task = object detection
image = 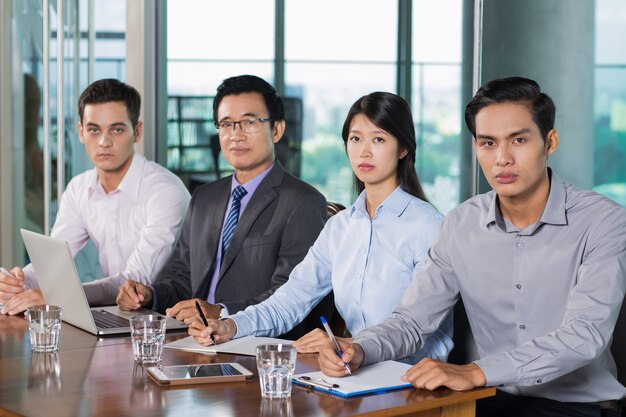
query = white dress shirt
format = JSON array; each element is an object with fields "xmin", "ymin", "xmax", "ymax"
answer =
[{"xmin": 24, "ymin": 153, "xmax": 191, "ymax": 305}]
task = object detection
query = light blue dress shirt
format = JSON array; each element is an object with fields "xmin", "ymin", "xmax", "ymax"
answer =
[{"xmin": 231, "ymin": 186, "xmax": 454, "ymax": 362}]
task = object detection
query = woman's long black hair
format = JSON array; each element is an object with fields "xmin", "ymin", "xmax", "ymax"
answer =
[{"xmin": 341, "ymin": 92, "xmax": 428, "ymax": 202}]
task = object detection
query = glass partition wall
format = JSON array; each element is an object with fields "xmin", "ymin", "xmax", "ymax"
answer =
[
  {"xmin": 0, "ymin": 0, "xmax": 125, "ymax": 271},
  {"xmin": 0, "ymin": 0, "xmax": 80, "ymax": 267}
]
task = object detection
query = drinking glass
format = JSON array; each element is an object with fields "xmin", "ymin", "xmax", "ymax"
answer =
[
  {"xmin": 256, "ymin": 344, "xmax": 297, "ymax": 398},
  {"xmin": 25, "ymin": 305, "xmax": 62, "ymax": 352},
  {"xmin": 129, "ymin": 315, "xmax": 167, "ymax": 364}
]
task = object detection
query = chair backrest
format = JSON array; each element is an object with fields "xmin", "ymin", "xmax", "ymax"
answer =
[
  {"xmin": 325, "ymin": 201, "xmax": 348, "ymax": 337},
  {"xmin": 610, "ymin": 296, "xmax": 626, "ymax": 415},
  {"xmin": 276, "ymin": 97, "xmax": 304, "ymax": 177},
  {"xmin": 447, "ymin": 299, "xmax": 479, "ymax": 365},
  {"xmin": 611, "ymin": 296, "xmax": 626, "ymax": 384}
]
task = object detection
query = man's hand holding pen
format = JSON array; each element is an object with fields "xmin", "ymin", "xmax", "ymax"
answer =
[
  {"xmin": 187, "ymin": 315, "xmax": 238, "ymax": 347},
  {"xmin": 0, "ymin": 266, "xmax": 43, "ymax": 315},
  {"xmin": 318, "ymin": 339, "xmax": 365, "ymax": 377}
]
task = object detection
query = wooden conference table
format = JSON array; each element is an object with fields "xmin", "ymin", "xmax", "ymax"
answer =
[{"xmin": 0, "ymin": 314, "xmax": 494, "ymax": 417}]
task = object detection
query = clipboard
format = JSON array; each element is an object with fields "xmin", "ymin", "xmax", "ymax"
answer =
[{"xmin": 292, "ymin": 360, "xmax": 412, "ymax": 398}]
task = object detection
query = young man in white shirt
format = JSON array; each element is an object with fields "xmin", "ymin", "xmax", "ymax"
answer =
[{"xmin": 0, "ymin": 79, "xmax": 191, "ymax": 314}]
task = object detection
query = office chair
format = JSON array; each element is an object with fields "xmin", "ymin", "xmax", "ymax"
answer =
[
  {"xmin": 326, "ymin": 201, "xmax": 348, "ymax": 337},
  {"xmin": 611, "ymin": 295, "xmax": 626, "ymax": 415}
]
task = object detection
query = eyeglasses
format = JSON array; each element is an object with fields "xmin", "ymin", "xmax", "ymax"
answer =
[{"xmin": 214, "ymin": 117, "xmax": 272, "ymax": 135}]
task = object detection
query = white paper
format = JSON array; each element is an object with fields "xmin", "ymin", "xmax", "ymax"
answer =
[
  {"xmin": 293, "ymin": 360, "xmax": 412, "ymax": 397},
  {"xmin": 164, "ymin": 335, "xmax": 294, "ymax": 356}
]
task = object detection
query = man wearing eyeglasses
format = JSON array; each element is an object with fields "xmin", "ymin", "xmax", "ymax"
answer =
[{"xmin": 116, "ymin": 75, "xmax": 328, "ymax": 338}]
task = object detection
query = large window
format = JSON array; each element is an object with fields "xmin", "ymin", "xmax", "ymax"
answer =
[
  {"xmin": 167, "ymin": 0, "xmax": 274, "ymax": 95},
  {"xmin": 166, "ymin": 1, "xmax": 465, "ymax": 211},
  {"xmin": 285, "ymin": 0, "xmax": 397, "ymax": 206},
  {"xmin": 412, "ymin": 0, "xmax": 462, "ymax": 213},
  {"xmin": 164, "ymin": 1, "xmax": 625, "ymax": 209},
  {"xmin": 593, "ymin": 0, "xmax": 626, "ymax": 205}
]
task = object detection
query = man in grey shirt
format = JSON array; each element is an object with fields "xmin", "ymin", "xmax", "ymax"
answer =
[{"xmin": 319, "ymin": 77, "xmax": 626, "ymax": 417}]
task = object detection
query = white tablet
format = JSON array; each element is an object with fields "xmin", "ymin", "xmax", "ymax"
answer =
[{"xmin": 147, "ymin": 363, "xmax": 253, "ymax": 385}]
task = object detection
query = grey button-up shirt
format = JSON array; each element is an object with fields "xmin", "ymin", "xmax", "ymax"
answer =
[{"xmin": 355, "ymin": 170, "xmax": 626, "ymax": 402}]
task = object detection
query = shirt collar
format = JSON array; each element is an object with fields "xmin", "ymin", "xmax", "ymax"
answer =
[
  {"xmin": 350, "ymin": 186, "xmax": 413, "ymax": 219},
  {"xmin": 484, "ymin": 168, "xmax": 567, "ymax": 228},
  {"xmin": 88, "ymin": 153, "xmax": 144, "ymax": 201},
  {"xmin": 231, "ymin": 163, "xmax": 274, "ymax": 194},
  {"xmin": 538, "ymin": 169, "xmax": 567, "ymax": 226}
]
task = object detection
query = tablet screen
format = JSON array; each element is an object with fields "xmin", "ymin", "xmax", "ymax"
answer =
[{"xmin": 162, "ymin": 364, "xmax": 243, "ymax": 379}]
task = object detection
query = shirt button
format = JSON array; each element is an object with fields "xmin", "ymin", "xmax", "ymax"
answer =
[
  {"xmin": 516, "ymin": 284, "xmax": 522, "ymax": 290},
  {"xmin": 519, "ymin": 324, "xmax": 526, "ymax": 330},
  {"xmin": 361, "ymin": 249, "xmax": 366, "ymax": 254},
  {"xmin": 517, "ymin": 243, "xmax": 523, "ymax": 248}
]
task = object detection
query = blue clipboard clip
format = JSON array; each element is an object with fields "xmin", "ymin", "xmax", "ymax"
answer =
[{"xmin": 295, "ymin": 375, "xmax": 340, "ymax": 391}]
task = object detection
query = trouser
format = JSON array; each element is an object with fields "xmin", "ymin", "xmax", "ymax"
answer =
[{"xmin": 476, "ymin": 389, "xmax": 620, "ymax": 417}]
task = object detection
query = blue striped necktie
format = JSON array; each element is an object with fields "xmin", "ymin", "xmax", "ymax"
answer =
[{"xmin": 221, "ymin": 185, "xmax": 248, "ymax": 255}]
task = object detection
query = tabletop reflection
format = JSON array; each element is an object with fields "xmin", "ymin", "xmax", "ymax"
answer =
[
  {"xmin": 130, "ymin": 363, "xmax": 166, "ymax": 409},
  {"xmin": 259, "ymin": 397, "xmax": 294, "ymax": 417},
  {"xmin": 28, "ymin": 352, "xmax": 62, "ymax": 395}
]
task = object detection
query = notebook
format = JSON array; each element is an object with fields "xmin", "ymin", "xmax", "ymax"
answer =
[
  {"xmin": 20, "ymin": 228, "xmax": 187, "ymax": 336},
  {"xmin": 165, "ymin": 335, "xmax": 294, "ymax": 356},
  {"xmin": 292, "ymin": 360, "xmax": 413, "ymax": 398}
]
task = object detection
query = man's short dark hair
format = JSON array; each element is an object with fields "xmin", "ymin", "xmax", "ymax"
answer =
[
  {"xmin": 78, "ymin": 79, "xmax": 141, "ymax": 129},
  {"xmin": 212, "ymin": 75, "xmax": 284, "ymax": 127},
  {"xmin": 464, "ymin": 76, "xmax": 556, "ymax": 141}
]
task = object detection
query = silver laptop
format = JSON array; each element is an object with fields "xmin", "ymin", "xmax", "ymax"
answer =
[{"xmin": 20, "ymin": 228, "xmax": 187, "ymax": 335}]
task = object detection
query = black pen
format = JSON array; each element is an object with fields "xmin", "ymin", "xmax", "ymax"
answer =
[{"xmin": 195, "ymin": 301, "xmax": 217, "ymax": 344}]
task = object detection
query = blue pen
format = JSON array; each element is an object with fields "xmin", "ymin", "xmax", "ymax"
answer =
[{"xmin": 320, "ymin": 315, "xmax": 352, "ymax": 375}]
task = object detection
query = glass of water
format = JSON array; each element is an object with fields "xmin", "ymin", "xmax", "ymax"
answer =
[
  {"xmin": 256, "ymin": 344, "xmax": 297, "ymax": 398},
  {"xmin": 25, "ymin": 305, "xmax": 63, "ymax": 352},
  {"xmin": 129, "ymin": 315, "xmax": 167, "ymax": 364}
]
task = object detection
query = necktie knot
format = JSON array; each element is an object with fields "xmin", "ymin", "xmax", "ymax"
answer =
[{"xmin": 232, "ymin": 185, "xmax": 247, "ymax": 202}]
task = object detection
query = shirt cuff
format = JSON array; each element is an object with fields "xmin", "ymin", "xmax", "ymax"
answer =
[
  {"xmin": 83, "ymin": 281, "xmax": 105, "ymax": 306},
  {"xmin": 353, "ymin": 337, "xmax": 384, "ymax": 367},
  {"xmin": 22, "ymin": 264, "xmax": 39, "ymax": 289},
  {"xmin": 230, "ymin": 313, "xmax": 253, "ymax": 338},
  {"xmin": 474, "ymin": 352, "xmax": 516, "ymax": 387},
  {"xmin": 217, "ymin": 303, "xmax": 228, "ymax": 317},
  {"xmin": 83, "ymin": 279, "xmax": 120, "ymax": 306}
]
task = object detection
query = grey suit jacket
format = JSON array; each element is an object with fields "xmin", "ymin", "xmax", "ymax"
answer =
[{"xmin": 152, "ymin": 162, "xmax": 327, "ymax": 319}]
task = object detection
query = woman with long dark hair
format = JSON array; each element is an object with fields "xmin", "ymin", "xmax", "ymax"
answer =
[{"xmin": 190, "ymin": 92, "xmax": 453, "ymax": 364}]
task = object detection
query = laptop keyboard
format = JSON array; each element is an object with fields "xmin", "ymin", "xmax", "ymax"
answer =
[{"xmin": 92, "ymin": 309, "xmax": 130, "ymax": 329}]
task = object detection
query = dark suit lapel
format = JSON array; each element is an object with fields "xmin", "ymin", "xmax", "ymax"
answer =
[
  {"xmin": 195, "ymin": 178, "xmax": 231, "ymax": 295},
  {"xmin": 218, "ymin": 164, "xmax": 284, "ymax": 277}
]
